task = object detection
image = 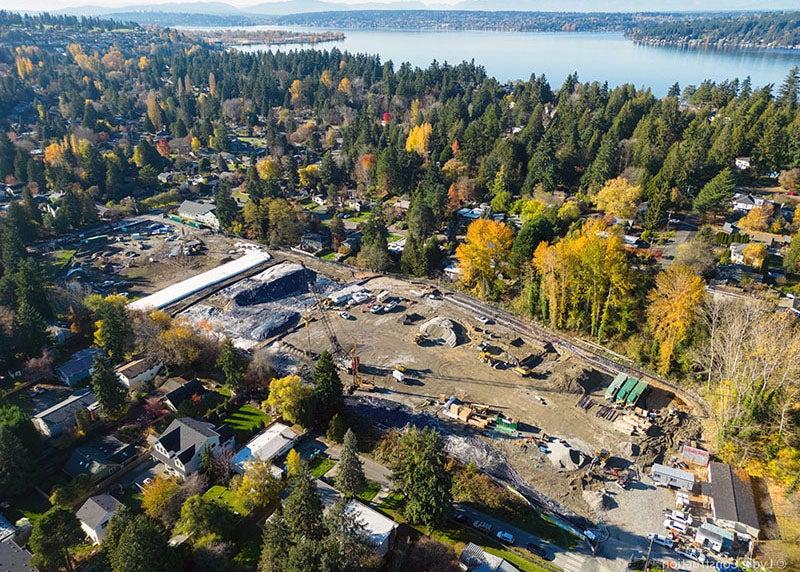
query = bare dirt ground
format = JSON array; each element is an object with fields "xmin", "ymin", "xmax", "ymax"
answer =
[{"xmin": 280, "ymin": 274, "xmax": 677, "ymax": 521}]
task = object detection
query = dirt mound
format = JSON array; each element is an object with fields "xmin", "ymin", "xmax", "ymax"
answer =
[
  {"xmin": 637, "ymin": 408, "xmax": 703, "ymax": 467},
  {"xmin": 548, "ymin": 357, "xmax": 599, "ymax": 394},
  {"xmin": 419, "ymin": 317, "xmax": 466, "ymax": 348}
]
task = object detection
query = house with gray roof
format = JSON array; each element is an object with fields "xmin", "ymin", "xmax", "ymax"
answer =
[
  {"xmin": 459, "ymin": 542, "xmax": 521, "ymax": 572},
  {"xmin": 161, "ymin": 378, "xmax": 207, "ymax": 413},
  {"xmin": 32, "ymin": 389, "xmax": 97, "ymax": 438},
  {"xmin": 152, "ymin": 417, "xmax": 234, "ymax": 478},
  {"xmin": 701, "ymin": 461, "xmax": 761, "ymax": 538},
  {"xmin": 77, "ymin": 495, "xmax": 122, "ymax": 545},
  {"xmin": 57, "ymin": 348, "xmax": 103, "ymax": 387},
  {"xmin": 177, "ymin": 200, "xmax": 219, "ymax": 230},
  {"xmin": 64, "ymin": 435, "xmax": 136, "ymax": 481},
  {"xmin": 0, "ymin": 538, "xmax": 36, "ymax": 572}
]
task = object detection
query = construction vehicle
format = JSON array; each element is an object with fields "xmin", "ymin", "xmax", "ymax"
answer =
[
  {"xmin": 305, "ymin": 269, "xmax": 344, "ymax": 359},
  {"xmin": 513, "ymin": 365, "xmax": 531, "ymax": 377},
  {"xmin": 392, "ymin": 369, "xmax": 407, "ymax": 384}
]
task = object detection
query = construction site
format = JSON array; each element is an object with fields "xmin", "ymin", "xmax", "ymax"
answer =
[{"xmin": 127, "ymin": 243, "xmax": 709, "ymax": 567}]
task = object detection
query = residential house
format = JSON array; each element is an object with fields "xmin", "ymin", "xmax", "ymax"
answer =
[
  {"xmin": 734, "ymin": 157, "xmax": 752, "ymax": 171},
  {"xmin": 116, "ymin": 358, "xmax": 162, "ymax": 392},
  {"xmin": 152, "ymin": 417, "xmax": 234, "ymax": 478},
  {"xmin": 57, "ymin": 348, "xmax": 103, "ymax": 387},
  {"xmin": 299, "ymin": 232, "xmax": 329, "ymax": 255},
  {"xmin": 232, "ymin": 422, "xmax": 298, "ymax": 475},
  {"xmin": 729, "ymin": 243, "xmax": 747, "ymax": 265},
  {"xmin": 700, "ymin": 461, "xmax": 761, "ymax": 538},
  {"xmin": 64, "ymin": 435, "xmax": 136, "ymax": 481},
  {"xmin": 314, "ymin": 480, "xmax": 397, "ymax": 558},
  {"xmin": 459, "ymin": 542, "xmax": 521, "ymax": 572},
  {"xmin": 161, "ymin": 378, "xmax": 207, "ymax": 412},
  {"xmin": 77, "ymin": 495, "xmax": 122, "ymax": 545},
  {"xmin": 732, "ymin": 193, "xmax": 766, "ymax": 213},
  {"xmin": 177, "ymin": 200, "xmax": 220, "ymax": 230},
  {"xmin": 32, "ymin": 390, "xmax": 97, "ymax": 438},
  {"xmin": 651, "ymin": 463, "xmax": 695, "ymax": 491},
  {"xmin": 0, "ymin": 538, "xmax": 35, "ymax": 572}
]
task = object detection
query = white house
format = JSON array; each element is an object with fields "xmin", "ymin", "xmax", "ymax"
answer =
[
  {"xmin": 116, "ymin": 358, "xmax": 162, "ymax": 392},
  {"xmin": 77, "ymin": 495, "xmax": 122, "ymax": 545},
  {"xmin": 152, "ymin": 417, "xmax": 234, "ymax": 478},
  {"xmin": 732, "ymin": 193, "xmax": 766, "ymax": 213},
  {"xmin": 232, "ymin": 422, "xmax": 298, "ymax": 475},
  {"xmin": 734, "ymin": 157, "xmax": 751, "ymax": 171},
  {"xmin": 177, "ymin": 200, "xmax": 220, "ymax": 230}
]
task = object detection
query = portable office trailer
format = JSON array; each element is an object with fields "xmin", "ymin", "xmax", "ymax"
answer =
[
  {"xmin": 605, "ymin": 372, "xmax": 627, "ymax": 400},
  {"xmin": 651, "ymin": 463, "xmax": 695, "ymax": 491}
]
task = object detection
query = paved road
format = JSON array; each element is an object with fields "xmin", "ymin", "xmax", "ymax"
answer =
[{"xmin": 454, "ymin": 504, "xmax": 589, "ymax": 572}]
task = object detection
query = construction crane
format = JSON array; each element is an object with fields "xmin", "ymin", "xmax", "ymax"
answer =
[{"xmin": 304, "ymin": 266, "xmax": 344, "ymax": 358}]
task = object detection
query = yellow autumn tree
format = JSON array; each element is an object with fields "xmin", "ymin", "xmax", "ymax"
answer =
[
  {"xmin": 646, "ymin": 264, "xmax": 706, "ymax": 374},
  {"xmin": 15, "ymin": 56, "xmax": 33, "ymax": 79},
  {"xmin": 594, "ymin": 177, "xmax": 641, "ymax": 219},
  {"xmin": 137, "ymin": 56, "xmax": 150, "ymax": 71},
  {"xmin": 533, "ymin": 219, "xmax": 637, "ymax": 341},
  {"xmin": 742, "ymin": 243, "xmax": 767, "ymax": 268},
  {"xmin": 405, "ymin": 123, "xmax": 432, "ymax": 157},
  {"xmin": 146, "ymin": 91, "xmax": 162, "ymax": 131},
  {"xmin": 410, "ymin": 98, "xmax": 422, "ymax": 125},
  {"xmin": 297, "ymin": 164, "xmax": 320, "ymax": 189},
  {"xmin": 256, "ymin": 156, "xmax": 280, "ymax": 181},
  {"xmin": 738, "ymin": 204, "xmax": 773, "ymax": 232},
  {"xmin": 455, "ymin": 219, "xmax": 514, "ymax": 299},
  {"xmin": 267, "ymin": 375, "xmax": 311, "ymax": 424},
  {"xmin": 290, "ymin": 79, "xmax": 303, "ymax": 104},
  {"xmin": 337, "ymin": 77, "xmax": 352, "ymax": 96},
  {"xmin": 320, "ymin": 69, "xmax": 334, "ymax": 89}
]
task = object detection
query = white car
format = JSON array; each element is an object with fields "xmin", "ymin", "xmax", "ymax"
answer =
[
  {"xmin": 496, "ymin": 531, "xmax": 515, "ymax": 544},
  {"xmin": 384, "ymin": 300, "xmax": 399, "ymax": 312},
  {"xmin": 352, "ymin": 291, "xmax": 370, "ymax": 304},
  {"xmin": 370, "ymin": 304, "xmax": 383, "ymax": 314},
  {"xmin": 670, "ymin": 510, "xmax": 694, "ymax": 526},
  {"xmin": 647, "ymin": 533, "xmax": 674, "ymax": 549},
  {"xmin": 475, "ymin": 315, "xmax": 492, "ymax": 325},
  {"xmin": 339, "ymin": 311, "xmax": 354, "ymax": 320},
  {"xmin": 663, "ymin": 518, "xmax": 688, "ymax": 534},
  {"xmin": 677, "ymin": 547, "xmax": 707, "ymax": 564}
]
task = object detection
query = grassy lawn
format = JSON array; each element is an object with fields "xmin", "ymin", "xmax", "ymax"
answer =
[
  {"xmin": 344, "ymin": 211, "xmax": 370, "ymax": 224},
  {"xmin": 309, "ymin": 455, "xmax": 336, "ymax": 478},
  {"xmin": 387, "ymin": 233, "xmax": 404, "ymax": 243},
  {"xmin": 203, "ymin": 485, "xmax": 248, "ymax": 516},
  {"xmin": 321, "ymin": 251, "xmax": 339, "ymax": 261},
  {"xmin": 377, "ymin": 493, "xmax": 555, "ymax": 572},
  {"xmin": 222, "ymin": 405, "xmax": 270, "ymax": 439},
  {"xmin": 356, "ymin": 480, "xmax": 381, "ymax": 503},
  {"xmin": 50, "ymin": 249, "xmax": 77, "ymax": 270}
]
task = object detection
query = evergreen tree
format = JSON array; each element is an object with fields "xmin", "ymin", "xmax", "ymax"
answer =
[
  {"xmin": 693, "ymin": 168, "xmax": 735, "ymax": 218},
  {"xmin": 0, "ymin": 426, "xmax": 32, "ymax": 497},
  {"xmin": 313, "ymin": 350, "xmax": 343, "ymax": 422},
  {"xmin": 392, "ymin": 427, "xmax": 452, "ymax": 527},
  {"xmin": 335, "ymin": 429, "xmax": 365, "ymax": 498},
  {"xmin": 91, "ymin": 353, "xmax": 128, "ymax": 417},
  {"xmin": 258, "ymin": 504, "xmax": 290, "ymax": 572},
  {"xmin": 14, "ymin": 300, "xmax": 50, "ymax": 359},
  {"xmin": 214, "ymin": 183, "xmax": 239, "ymax": 231},
  {"xmin": 108, "ymin": 514, "xmax": 176, "ymax": 572},
  {"xmin": 284, "ymin": 468, "xmax": 325, "ymax": 541},
  {"xmin": 29, "ymin": 506, "xmax": 84, "ymax": 572},
  {"xmin": 217, "ymin": 337, "xmax": 248, "ymax": 391}
]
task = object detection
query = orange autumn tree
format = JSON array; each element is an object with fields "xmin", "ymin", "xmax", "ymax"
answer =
[
  {"xmin": 455, "ymin": 219, "xmax": 514, "ymax": 299},
  {"xmin": 532, "ymin": 219, "xmax": 637, "ymax": 342},
  {"xmin": 646, "ymin": 264, "xmax": 706, "ymax": 374}
]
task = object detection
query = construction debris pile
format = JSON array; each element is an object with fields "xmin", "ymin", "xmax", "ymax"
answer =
[
  {"xmin": 418, "ymin": 316, "xmax": 463, "ymax": 348},
  {"xmin": 180, "ymin": 262, "xmax": 334, "ymax": 347},
  {"xmin": 546, "ymin": 356, "xmax": 598, "ymax": 394}
]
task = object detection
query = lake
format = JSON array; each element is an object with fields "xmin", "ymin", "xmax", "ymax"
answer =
[{"xmin": 232, "ymin": 27, "xmax": 800, "ymax": 96}]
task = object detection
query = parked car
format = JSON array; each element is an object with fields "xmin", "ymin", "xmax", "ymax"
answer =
[
  {"xmin": 677, "ymin": 547, "xmax": 707, "ymax": 564},
  {"xmin": 525, "ymin": 542, "xmax": 549, "ymax": 559},
  {"xmin": 663, "ymin": 518, "xmax": 688, "ymax": 534},
  {"xmin": 473, "ymin": 520, "xmax": 492, "ymax": 533},
  {"xmin": 670, "ymin": 510, "xmax": 694, "ymax": 526},
  {"xmin": 496, "ymin": 531, "xmax": 515, "ymax": 544},
  {"xmin": 475, "ymin": 315, "xmax": 493, "ymax": 325},
  {"xmin": 647, "ymin": 533, "xmax": 674, "ymax": 549},
  {"xmin": 338, "ymin": 311, "xmax": 354, "ymax": 320}
]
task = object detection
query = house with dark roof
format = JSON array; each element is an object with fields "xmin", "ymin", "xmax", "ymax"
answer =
[
  {"xmin": 64, "ymin": 435, "xmax": 136, "ymax": 481},
  {"xmin": 57, "ymin": 348, "xmax": 103, "ymax": 387},
  {"xmin": 77, "ymin": 494, "xmax": 122, "ymax": 545},
  {"xmin": 116, "ymin": 358, "xmax": 162, "ymax": 392},
  {"xmin": 32, "ymin": 389, "xmax": 97, "ymax": 438},
  {"xmin": 152, "ymin": 417, "xmax": 234, "ymax": 478},
  {"xmin": 0, "ymin": 538, "xmax": 36, "ymax": 572},
  {"xmin": 161, "ymin": 378, "xmax": 207, "ymax": 412},
  {"xmin": 700, "ymin": 461, "xmax": 761, "ymax": 538}
]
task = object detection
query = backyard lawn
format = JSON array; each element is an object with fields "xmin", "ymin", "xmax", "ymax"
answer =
[
  {"xmin": 222, "ymin": 405, "xmax": 270, "ymax": 439},
  {"xmin": 309, "ymin": 455, "xmax": 336, "ymax": 478},
  {"xmin": 356, "ymin": 480, "xmax": 381, "ymax": 503},
  {"xmin": 203, "ymin": 485, "xmax": 248, "ymax": 516}
]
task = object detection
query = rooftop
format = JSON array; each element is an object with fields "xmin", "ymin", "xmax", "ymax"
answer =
[
  {"xmin": 232, "ymin": 422, "xmax": 298, "ymax": 471},
  {"xmin": 702, "ymin": 461, "xmax": 760, "ymax": 531},
  {"xmin": 33, "ymin": 389, "xmax": 97, "ymax": 424},
  {"xmin": 77, "ymin": 494, "xmax": 122, "ymax": 530},
  {"xmin": 0, "ymin": 539, "xmax": 35, "ymax": 572}
]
